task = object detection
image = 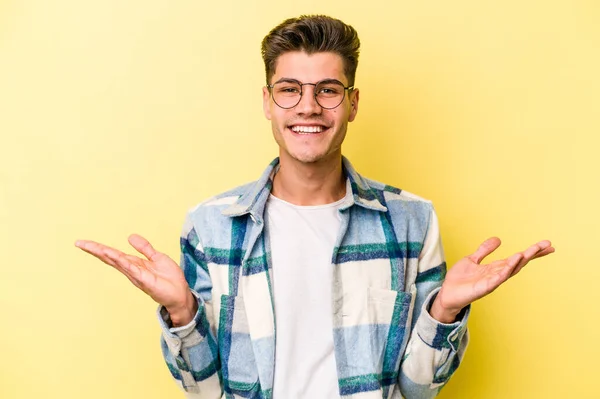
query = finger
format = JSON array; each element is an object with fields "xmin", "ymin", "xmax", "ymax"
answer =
[
  {"xmin": 529, "ymin": 240, "xmax": 552, "ymax": 254},
  {"xmin": 513, "ymin": 240, "xmax": 553, "ymax": 269},
  {"xmin": 485, "ymin": 253, "xmax": 523, "ymax": 289},
  {"xmin": 497, "ymin": 252, "xmax": 523, "ymax": 278},
  {"xmin": 123, "ymin": 254, "xmax": 160, "ymax": 275},
  {"xmin": 105, "ymin": 249, "xmax": 155, "ymax": 288},
  {"xmin": 521, "ymin": 242, "xmax": 546, "ymax": 261},
  {"xmin": 75, "ymin": 240, "xmax": 111, "ymax": 257},
  {"xmin": 468, "ymin": 237, "xmax": 502, "ymax": 264},
  {"xmin": 77, "ymin": 240, "xmax": 153, "ymax": 292},
  {"xmin": 124, "ymin": 254, "xmax": 148, "ymax": 267},
  {"xmin": 510, "ymin": 253, "xmax": 528, "ymax": 277},
  {"xmin": 531, "ymin": 246, "xmax": 555, "ymax": 260},
  {"xmin": 118, "ymin": 253, "xmax": 160, "ymax": 285},
  {"xmin": 511, "ymin": 245, "xmax": 555, "ymax": 277},
  {"xmin": 128, "ymin": 234, "xmax": 161, "ymax": 262},
  {"xmin": 103, "ymin": 247, "xmax": 144, "ymax": 276},
  {"xmin": 75, "ymin": 240, "xmax": 120, "ymax": 267},
  {"xmin": 505, "ymin": 252, "xmax": 523, "ymax": 270},
  {"xmin": 528, "ymin": 240, "xmax": 553, "ymax": 259}
]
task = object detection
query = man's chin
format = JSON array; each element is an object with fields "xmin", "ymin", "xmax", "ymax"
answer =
[{"xmin": 285, "ymin": 151, "xmax": 339, "ymax": 165}]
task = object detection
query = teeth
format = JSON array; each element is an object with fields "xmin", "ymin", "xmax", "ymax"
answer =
[{"xmin": 291, "ymin": 125, "xmax": 324, "ymax": 133}]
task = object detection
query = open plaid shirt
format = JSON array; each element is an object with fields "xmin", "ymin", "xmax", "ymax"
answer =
[{"xmin": 158, "ymin": 157, "xmax": 469, "ymax": 399}]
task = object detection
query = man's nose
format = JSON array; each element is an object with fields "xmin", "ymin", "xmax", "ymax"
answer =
[{"xmin": 295, "ymin": 86, "xmax": 322, "ymax": 115}]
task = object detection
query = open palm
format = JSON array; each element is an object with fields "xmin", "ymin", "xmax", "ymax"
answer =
[
  {"xmin": 75, "ymin": 234, "xmax": 190, "ymax": 312},
  {"xmin": 437, "ymin": 237, "xmax": 555, "ymax": 313}
]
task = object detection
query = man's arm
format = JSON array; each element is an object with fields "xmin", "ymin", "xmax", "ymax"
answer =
[
  {"xmin": 157, "ymin": 215, "xmax": 222, "ymax": 397},
  {"xmin": 397, "ymin": 207, "xmax": 469, "ymax": 399},
  {"xmin": 75, "ymin": 214, "xmax": 223, "ymax": 398},
  {"xmin": 397, "ymin": 206, "xmax": 554, "ymax": 398}
]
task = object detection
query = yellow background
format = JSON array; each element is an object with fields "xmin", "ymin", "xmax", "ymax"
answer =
[{"xmin": 1, "ymin": 0, "xmax": 598, "ymax": 398}]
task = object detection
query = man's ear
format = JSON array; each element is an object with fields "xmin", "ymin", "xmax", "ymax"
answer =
[
  {"xmin": 348, "ymin": 88, "xmax": 359, "ymax": 122},
  {"xmin": 263, "ymin": 86, "xmax": 272, "ymax": 120}
]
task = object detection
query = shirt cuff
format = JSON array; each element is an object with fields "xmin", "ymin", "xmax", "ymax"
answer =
[
  {"xmin": 157, "ymin": 290, "xmax": 205, "ymax": 354},
  {"xmin": 415, "ymin": 287, "xmax": 470, "ymax": 352}
]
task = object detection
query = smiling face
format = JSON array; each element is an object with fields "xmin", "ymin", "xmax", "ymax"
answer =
[{"xmin": 262, "ymin": 51, "xmax": 359, "ymax": 166}]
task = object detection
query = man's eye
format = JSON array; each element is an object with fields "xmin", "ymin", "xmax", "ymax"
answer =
[
  {"xmin": 318, "ymin": 86, "xmax": 341, "ymax": 95},
  {"xmin": 278, "ymin": 86, "xmax": 300, "ymax": 93}
]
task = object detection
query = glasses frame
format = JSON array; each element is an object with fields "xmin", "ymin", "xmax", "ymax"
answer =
[{"xmin": 266, "ymin": 78, "xmax": 355, "ymax": 110}]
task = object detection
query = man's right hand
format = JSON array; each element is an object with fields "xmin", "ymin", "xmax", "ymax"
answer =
[{"xmin": 75, "ymin": 234, "xmax": 198, "ymax": 326}]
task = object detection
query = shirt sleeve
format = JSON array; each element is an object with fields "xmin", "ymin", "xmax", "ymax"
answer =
[
  {"xmin": 157, "ymin": 212, "xmax": 223, "ymax": 398},
  {"xmin": 398, "ymin": 205, "xmax": 469, "ymax": 398}
]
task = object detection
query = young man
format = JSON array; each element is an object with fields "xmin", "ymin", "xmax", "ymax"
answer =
[{"xmin": 76, "ymin": 15, "xmax": 554, "ymax": 399}]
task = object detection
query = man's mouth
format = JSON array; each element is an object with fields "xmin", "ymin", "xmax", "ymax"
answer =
[{"xmin": 288, "ymin": 125, "xmax": 327, "ymax": 134}]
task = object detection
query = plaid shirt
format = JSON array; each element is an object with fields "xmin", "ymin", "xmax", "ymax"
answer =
[{"xmin": 158, "ymin": 157, "xmax": 469, "ymax": 399}]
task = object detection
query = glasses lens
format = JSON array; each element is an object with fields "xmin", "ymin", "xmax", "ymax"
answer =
[
  {"xmin": 315, "ymin": 81, "xmax": 346, "ymax": 109},
  {"xmin": 272, "ymin": 81, "xmax": 302, "ymax": 108}
]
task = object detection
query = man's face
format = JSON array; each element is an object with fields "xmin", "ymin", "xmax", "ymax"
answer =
[{"xmin": 262, "ymin": 51, "xmax": 359, "ymax": 165}]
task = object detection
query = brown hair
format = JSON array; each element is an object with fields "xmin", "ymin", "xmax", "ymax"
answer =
[{"xmin": 261, "ymin": 15, "xmax": 360, "ymax": 86}]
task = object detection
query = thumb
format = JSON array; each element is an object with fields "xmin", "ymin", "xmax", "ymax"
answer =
[
  {"xmin": 128, "ymin": 234, "xmax": 161, "ymax": 261},
  {"xmin": 468, "ymin": 237, "xmax": 502, "ymax": 264}
]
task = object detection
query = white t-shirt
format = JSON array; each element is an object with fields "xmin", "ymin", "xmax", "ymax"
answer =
[{"xmin": 266, "ymin": 194, "xmax": 344, "ymax": 399}]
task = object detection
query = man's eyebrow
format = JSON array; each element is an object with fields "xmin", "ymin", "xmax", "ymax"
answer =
[
  {"xmin": 273, "ymin": 78, "xmax": 301, "ymax": 84},
  {"xmin": 272, "ymin": 78, "xmax": 347, "ymax": 85},
  {"xmin": 317, "ymin": 78, "xmax": 345, "ymax": 85}
]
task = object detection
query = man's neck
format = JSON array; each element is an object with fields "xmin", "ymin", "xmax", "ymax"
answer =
[{"xmin": 271, "ymin": 154, "xmax": 346, "ymax": 206}]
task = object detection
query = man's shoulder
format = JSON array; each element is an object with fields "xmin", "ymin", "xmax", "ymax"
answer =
[
  {"xmin": 343, "ymin": 157, "xmax": 434, "ymax": 214},
  {"xmin": 362, "ymin": 176, "xmax": 433, "ymax": 206},
  {"xmin": 354, "ymin": 176, "xmax": 436, "ymax": 233},
  {"xmin": 187, "ymin": 180, "xmax": 256, "ymax": 216},
  {"xmin": 356, "ymin": 177, "xmax": 436, "ymax": 243}
]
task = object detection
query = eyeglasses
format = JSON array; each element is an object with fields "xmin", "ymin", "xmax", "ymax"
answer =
[{"xmin": 267, "ymin": 79, "xmax": 354, "ymax": 110}]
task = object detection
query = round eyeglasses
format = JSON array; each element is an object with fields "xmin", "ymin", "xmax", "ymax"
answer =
[{"xmin": 267, "ymin": 79, "xmax": 354, "ymax": 110}]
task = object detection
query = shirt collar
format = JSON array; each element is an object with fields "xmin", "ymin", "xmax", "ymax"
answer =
[{"xmin": 221, "ymin": 156, "xmax": 387, "ymax": 221}]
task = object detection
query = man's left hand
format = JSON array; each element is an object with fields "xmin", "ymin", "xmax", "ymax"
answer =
[{"xmin": 430, "ymin": 237, "xmax": 555, "ymax": 323}]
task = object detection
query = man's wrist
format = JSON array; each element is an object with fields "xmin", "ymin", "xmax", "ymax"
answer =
[
  {"xmin": 430, "ymin": 292, "xmax": 462, "ymax": 324},
  {"xmin": 167, "ymin": 291, "xmax": 198, "ymax": 327}
]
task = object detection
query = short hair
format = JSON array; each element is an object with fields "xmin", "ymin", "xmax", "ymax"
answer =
[{"xmin": 261, "ymin": 15, "xmax": 361, "ymax": 86}]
